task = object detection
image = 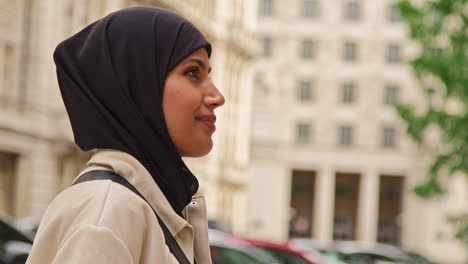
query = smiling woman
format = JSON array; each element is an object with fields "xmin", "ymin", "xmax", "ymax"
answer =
[
  {"xmin": 26, "ymin": 6, "xmax": 224, "ymax": 264},
  {"xmin": 163, "ymin": 48, "xmax": 225, "ymax": 157}
]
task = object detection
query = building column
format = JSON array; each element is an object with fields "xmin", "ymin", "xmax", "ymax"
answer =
[
  {"xmin": 14, "ymin": 154, "xmax": 32, "ymax": 218},
  {"xmin": 314, "ymin": 166, "xmax": 335, "ymax": 241},
  {"xmin": 28, "ymin": 143, "xmax": 60, "ymax": 219},
  {"xmin": 357, "ymin": 169, "xmax": 379, "ymax": 242},
  {"xmin": 231, "ymin": 187, "xmax": 247, "ymax": 234}
]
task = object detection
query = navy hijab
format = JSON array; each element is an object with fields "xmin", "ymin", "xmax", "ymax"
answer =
[{"xmin": 53, "ymin": 7, "xmax": 211, "ymax": 214}]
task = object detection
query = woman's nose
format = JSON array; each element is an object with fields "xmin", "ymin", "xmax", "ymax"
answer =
[{"xmin": 205, "ymin": 82, "xmax": 225, "ymax": 109}]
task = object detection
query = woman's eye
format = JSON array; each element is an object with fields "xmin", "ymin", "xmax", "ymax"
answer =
[{"xmin": 186, "ymin": 68, "xmax": 200, "ymax": 79}]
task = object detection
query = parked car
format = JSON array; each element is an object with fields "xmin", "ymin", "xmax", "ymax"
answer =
[
  {"xmin": 288, "ymin": 239, "xmax": 347, "ymax": 264},
  {"xmin": 0, "ymin": 218, "xmax": 33, "ymax": 264},
  {"xmin": 210, "ymin": 241, "xmax": 281, "ymax": 264},
  {"xmin": 287, "ymin": 239, "xmax": 341, "ymax": 264},
  {"xmin": 238, "ymin": 236, "xmax": 318, "ymax": 264},
  {"xmin": 209, "ymin": 229, "xmax": 280, "ymax": 264},
  {"xmin": 210, "ymin": 229, "xmax": 318, "ymax": 264},
  {"xmin": 290, "ymin": 239, "xmax": 433, "ymax": 264},
  {"xmin": 332, "ymin": 241, "xmax": 433, "ymax": 264}
]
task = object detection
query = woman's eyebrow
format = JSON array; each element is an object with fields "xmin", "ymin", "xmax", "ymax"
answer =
[{"xmin": 183, "ymin": 58, "xmax": 212, "ymax": 73}]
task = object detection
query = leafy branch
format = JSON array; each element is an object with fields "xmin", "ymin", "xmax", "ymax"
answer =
[{"xmin": 396, "ymin": 0, "xmax": 468, "ymax": 245}]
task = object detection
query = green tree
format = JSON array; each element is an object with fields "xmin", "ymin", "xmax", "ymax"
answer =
[{"xmin": 395, "ymin": 0, "xmax": 468, "ymax": 244}]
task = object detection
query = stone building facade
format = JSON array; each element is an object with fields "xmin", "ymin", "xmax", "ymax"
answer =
[
  {"xmin": 246, "ymin": 0, "xmax": 467, "ymax": 263},
  {"xmin": 0, "ymin": 0, "xmax": 255, "ymax": 234},
  {"xmin": 0, "ymin": 0, "xmax": 91, "ymax": 220}
]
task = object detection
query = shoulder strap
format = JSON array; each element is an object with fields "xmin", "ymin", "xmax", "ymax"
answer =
[{"xmin": 73, "ymin": 170, "xmax": 192, "ymax": 264}]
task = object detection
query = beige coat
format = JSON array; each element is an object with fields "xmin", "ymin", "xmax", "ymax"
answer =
[{"xmin": 26, "ymin": 150, "xmax": 212, "ymax": 264}]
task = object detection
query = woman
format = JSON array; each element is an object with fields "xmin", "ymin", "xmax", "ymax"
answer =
[{"xmin": 26, "ymin": 6, "xmax": 224, "ymax": 264}]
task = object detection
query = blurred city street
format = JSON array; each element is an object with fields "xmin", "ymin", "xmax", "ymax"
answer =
[{"xmin": 0, "ymin": 0, "xmax": 467, "ymax": 263}]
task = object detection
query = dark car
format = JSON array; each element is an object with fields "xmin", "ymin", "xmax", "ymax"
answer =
[{"xmin": 0, "ymin": 218, "xmax": 33, "ymax": 264}]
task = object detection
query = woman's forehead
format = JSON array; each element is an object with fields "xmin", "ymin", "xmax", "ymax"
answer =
[{"xmin": 180, "ymin": 48, "xmax": 211, "ymax": 68}]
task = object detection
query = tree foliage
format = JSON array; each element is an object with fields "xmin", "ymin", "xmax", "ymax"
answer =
[
  {"xmin": 448, "ymin": 213, "xmax": 468, "ymax": 245},
  {"xmin": 395, "ymin": 0, "xmax": 468, "ymax": 244}
]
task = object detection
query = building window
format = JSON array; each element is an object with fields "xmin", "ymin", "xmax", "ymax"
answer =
[
  {"xmin": 343, "ymin": 41, "xmax": 358, "ymax": 62},
  {"xmin": 339, "ymin": 125, "xmax": 353, "ymax": 146},
  {"xmin": 388, "ymin": 4, "xmax": 401, "ymax": 23},
  {"xmin": 382, "ymin": 127, "xmax": 397, "ymax": 147},
  {"xmin": 386, "ymin": 44, "xmax": 402, "ymax": 63},
  {"xmin": 344, "ymin": 1, "xmax": 361, "ymax": 21},
  {"xmin": 261, "ymin": 37, "xmax": 273, "ymax": 57},
  {"xmin": 259, "ymin": 0, "xmax": 274, "ymax": 16},
  {"xmin": 296, "ymin": 123, "xmax": 311, "ymax": 143},
  {"xmin": 429, "ymin": 47, "xmax": 443, "ymax": 57},
  {"xmin": 341, "ymin": 82, "xmax": 355, "ymax": 103},
  {"xmin": 384, "ymin": 84, "xmax": 399, "ymax": 105},
  {"xmin": 298, "ymin": 80, "xmax": 313, "ymax": 101},
  {"xmin": 301, "ymin": 39, "xmax": 315, "ymax": 59},
  {"xmin": 302, "ymin": 0, "xmax": 319, "ymax": 18}
]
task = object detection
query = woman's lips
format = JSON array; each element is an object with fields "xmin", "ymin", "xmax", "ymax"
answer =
[{"xmin": 196, "ymin": 115, "xmax": 216, "ymax": 132}]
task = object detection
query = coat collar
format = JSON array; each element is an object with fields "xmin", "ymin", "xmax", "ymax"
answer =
[{"xmin": 76, "ymin": 149, "xmax": 190, "ymax": 237}]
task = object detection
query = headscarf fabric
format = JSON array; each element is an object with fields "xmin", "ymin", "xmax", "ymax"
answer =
[{"xmin": 54, "ymin": 6, "xmax": 212, "ymax": 214}]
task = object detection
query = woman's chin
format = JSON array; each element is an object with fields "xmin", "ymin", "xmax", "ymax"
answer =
[{"xmin": 180, "ymin": 140, "xmax": 213, "ymax": 157}]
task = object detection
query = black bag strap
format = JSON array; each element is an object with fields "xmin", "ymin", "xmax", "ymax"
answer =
[{"xmin": 73, "ymin": 170, "xmax": 192, "ymax": 264}]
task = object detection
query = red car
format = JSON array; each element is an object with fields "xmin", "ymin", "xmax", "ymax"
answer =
[
  {"xmin": 211, "ymin": 230, "xmax": 318, "ymax": 264},
  {"xmin": 209, "ymin": 229, "xmax": 280, "ymax": 264},
  {"xmin": 238, "ymin": 236, "xmax": 320, "ymax": 264}
]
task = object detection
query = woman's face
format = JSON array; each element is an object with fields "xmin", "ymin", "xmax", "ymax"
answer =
[{"xmin": 163, "ymin": 48, "xmax": 225, "ymax": 157}]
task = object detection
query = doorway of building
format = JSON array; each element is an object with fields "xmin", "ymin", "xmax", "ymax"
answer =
[
  {"xmin": 378, "ymin": 175, "xmax": 403, "ymax": 245},
  {"xmin": 289, "ymin": 170, "xmax": 315, "ymax": 238},
  {"xmin": 333, "ymin": 172, "xmax": 360, "ymax": 240}
]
